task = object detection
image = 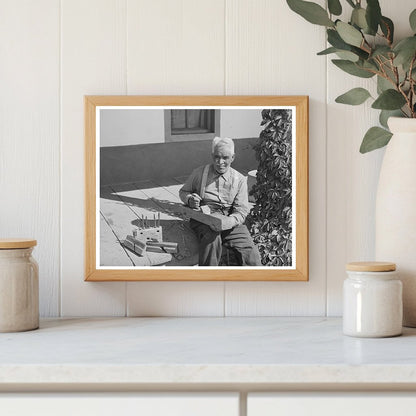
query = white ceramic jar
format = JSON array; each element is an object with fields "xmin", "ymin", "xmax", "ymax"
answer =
[
  {"xmin": 0, "ymin": 239, "xmax": 39, "ymax": 332},
  {"xmin": 343, "ymin": 262, "xmax": 402, "ymax": 338}
]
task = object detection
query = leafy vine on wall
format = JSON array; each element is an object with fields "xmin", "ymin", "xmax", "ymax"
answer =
[{"xmin": 248, "ymin": 109, "xmax": 293, "ymax": 266}]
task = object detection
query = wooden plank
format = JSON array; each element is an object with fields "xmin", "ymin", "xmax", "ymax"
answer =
[
  {"xmin": 100, "ymin": 186, "xmax": 172, "ymax": 266},
  {"xmin": 133, "ymin": 181, "xmax": 185, "ymax": 217},
  {"xmin": 0, "ymin": 1, "xmax": 60, "ymax": 317},
  {"xmin": 149, "ymin": 179, "xmax": 184, "ymax": 204},
  {"xmin": 156, "ymin": 184, "xmax": 183, "ymax": 202},
  {"xmin": 100, "ymin": 213, "xmax": 134, "ymax": 266},
  {"xmin": 61, "ymin": 0, "xmax": 127, "ymax": 316},
  {"xmin": 112, "ymin": 183, "xmax": 199, "ymax": 266},
  {"xmin": 111, "ymin": 182, "xmax": 183, "ymax": 222},
  {"xmin": 178, "ymin": 206, "xmax": 224, "ymax": 230}
]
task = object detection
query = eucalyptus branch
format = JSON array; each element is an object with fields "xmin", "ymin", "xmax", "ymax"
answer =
[
  {"xmin": 362, "ymin": 37, "xmax": 373, "ymax": 53},
  {"xmin": 409, "ymin": 56, "xmax": 416, "ymax": 117},
  {"xmin": 377, "ymin": 23, "xmax": 393, "ymax": 48},
  {"xmin": 286, "ymin": 0, "xmax": 416, "ymax": 151},
  {"xmin": 397, "ymin": 82, "xmax": 413, "ymax": 117},
  {"xmin": 390, "ymin": 59, "xmax": 400, "ymax": 86},
  {"xmin": 374, "ymin": 56, "xmax": 385, "ymax": 72},
  {"xmin": 375, "ymin": 57, "xmax": 400, "ymax": 89},
  {"xmin": 358, "ymin": 65, "xmax": 382, "ymax": 78}
]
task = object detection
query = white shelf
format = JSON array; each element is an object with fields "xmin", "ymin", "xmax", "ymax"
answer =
[{"xmin": 1, "ymin": 317, "xmax": 415, "ymax": 388}]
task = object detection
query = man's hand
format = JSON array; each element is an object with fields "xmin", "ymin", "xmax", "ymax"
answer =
[
  {"xmin": 187, "ymin": 193, "xmax": 202, "ymax": 210},
  {"xmin": 209, "ymin": 213, "xmax": 237, "ymax": 232}
]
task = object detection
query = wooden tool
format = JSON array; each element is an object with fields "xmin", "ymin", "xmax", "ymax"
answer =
[
  {"xmin": 133, "ymin": 225, "xmax": 163, "ymax": 243},
  {"xmin": 179, "ymin": 205, "xmax": 225, "ymax": 230},
  {"xmin": 146, "ymin": 241, "xmax": 178, "ymax": 254},
  {"xmin": 122, "ymin": 236, "xmax": 146, "ymax": 256}
]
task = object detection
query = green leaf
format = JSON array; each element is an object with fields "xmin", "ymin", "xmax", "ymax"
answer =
[
  {"xmin": 410, "ymin": 9, "xmax": 416, "ymax": 32},
  {"xmin": 328, "ymin": 0, "xmax": 342, "ymax": 16},
  {"xmin": 380, "ymin": 16, "xmax": 394, "ymax": 44},
  {"xmin": 335, "ymin": 87, "xmax": 371, "ymax": 105},
  {"xmin": 317, "ymin": 46, "xmax": 359, "ymax": 61},
  {"xmin": 335, "ymin": 50, "xmax": 359, "ymax": 62},
  {"xmin": 393, "ymin": 36, "xmax": 416, "ymax": 71},
  {"xmin": 332, "ymin": 59, "xmax": 375, "ymax": 78},
  {"xmin": 360, "ymin": 127, "xmax": 392, "ymax": 153},
  {"xmin": 327, "ymin": 29, "xmax": 369, "ymax": 59},
  {"xmin": 336, "ymin": 21, "xmax": 363, "ymax": 47},
  {"xmin": 286, "ymin": 0, "xmax": 334, "ymax": 27},
  {"xmin": 371, "ymin": 46, "xmax": 392, "ymax": 58},
  {"xmin": 362, "ymin": 59, "xmax": 379, "ymax": 71},
  {"xmin": 377, "ymin": 75, "xmax": 393, "ymax": 94},
  {"xmin": 379, "ymin": 110, "xmax": 402, "ymax": 129},
  {"xmin": 351, "ymin": 7, "xmax": 369, "ymax": 32},
  {"xmin": 317, "ymin": 47, "xmax": 359, "ymax": 61},
  {"xmin": 346, "ymin": 0, "xmax": 355, "ymax": 6},
  {"xmin": 366, "ymin": 0, "xmax": 382, "ymax": 35},
  {"xmin": 372, "ymin": 89, "xmax": 407, "ymax": 110},
  {"xmin": 327, "ymin": 29, "xmax": 347, "ymax": 49},
  {"xmin": 317, "ymin": 47, "xmax": 338, "ymax": 55}
]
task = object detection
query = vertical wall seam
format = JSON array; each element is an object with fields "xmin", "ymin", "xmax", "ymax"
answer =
[
  {"xmin": 223, "ymin": 0, "xmax": 227, "ymax": 317},
  {"xmin": 325, "ymin": 56, "xmax": 329, "ymax": 317},
  {"xmin": 125, "ymin": 0, "xmax": 128, "ymax": 317},
  {"xmin": 224, "ymin": 0, "xmax": 227, "ymax": 96},
  {"xmin": 324, "ymin": 6, "xmax": 329, "ymax": 317},
  {"xmin": 239, "ymin": 392, "xmax": 247, "ymax": 416},
  {"xmin": 59, "ymin": 0, "xmax": 63, "ymax": 318},
  {"xmin": 125, "ymin": 0, "xmax": 129, "ymax": 96}
]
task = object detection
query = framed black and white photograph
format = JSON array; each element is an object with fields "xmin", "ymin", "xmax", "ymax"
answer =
[{"xmin": 84, "ymin": 96, "xmax": 308, "ymax": 281}]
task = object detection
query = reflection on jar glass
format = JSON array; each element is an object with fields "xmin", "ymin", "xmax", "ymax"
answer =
[{"xmin": 343, "ymin": 261, "xmax": 402, "ymax": 338}]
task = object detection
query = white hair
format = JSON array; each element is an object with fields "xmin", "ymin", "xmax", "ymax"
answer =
[{"xmin": 212, "ymin": 136, "xmax": 235, "ymax": 154}]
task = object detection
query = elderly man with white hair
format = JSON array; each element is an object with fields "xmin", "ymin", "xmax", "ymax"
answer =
[{"xmin": 179, "ymin": 136, "xmax": 261, "ymax": 266}]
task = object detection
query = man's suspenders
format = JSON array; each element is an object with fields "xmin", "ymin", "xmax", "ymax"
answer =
[{"xmin": 199, "ymin": 164, "xmax": 210, "ymax": 200}]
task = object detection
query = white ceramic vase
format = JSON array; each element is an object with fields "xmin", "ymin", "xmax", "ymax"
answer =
[{"xmin": 375, "ymin": 117, "xmax": 416, "ymax": 327}]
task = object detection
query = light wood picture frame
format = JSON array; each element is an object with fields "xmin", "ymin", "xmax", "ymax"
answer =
[{"xmin": 85, "ymin": 96, "xmax": 308, "ymax": 281}]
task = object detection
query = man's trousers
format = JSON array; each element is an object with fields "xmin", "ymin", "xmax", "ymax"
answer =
[{"xmin": 190, "ymin": 220, "xmax": 262, "ymax": 266}]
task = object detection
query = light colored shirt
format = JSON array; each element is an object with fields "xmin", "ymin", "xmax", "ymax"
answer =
[{"xmin": 179, "ymin": 164, "xmax": 249, "ymax": 225}]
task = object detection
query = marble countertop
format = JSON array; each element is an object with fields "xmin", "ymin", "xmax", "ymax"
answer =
[{"xmin": 1, "ymin": 317, "xmax": 416, "ymax": 389}]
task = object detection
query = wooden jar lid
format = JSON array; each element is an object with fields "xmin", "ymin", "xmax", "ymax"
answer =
[
  {"xmin": 346, "ymin": 261, "xmax": 396, "ymax": 272},
  {"xmin": 0, "ymin": 239, "xmax": 37, "ymax": 249}
]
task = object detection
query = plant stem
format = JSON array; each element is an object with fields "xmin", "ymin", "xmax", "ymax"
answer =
[
  {"xmin": 397, "ymin": 80, "xmax": 412, "ymax": 118},
  {"xmin": 409, "ymin": 56, "xmax": 416, "ymax": 117},
  {"xmin": 376, "ymin": 57, "xmax": 400, "ymax": 89}
]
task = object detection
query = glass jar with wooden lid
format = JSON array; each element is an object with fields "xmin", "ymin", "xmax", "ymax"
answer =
[
  {"xmin": 343, "ymin": 261, "xmax": 402, "ymax": 338},
  {"xmin": 0, "ymin": 239, "xmax": 39, "ymax": 332}
]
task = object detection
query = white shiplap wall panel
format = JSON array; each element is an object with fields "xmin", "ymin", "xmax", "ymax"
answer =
[
  {"xmin": 326, "ymin": 0, "xmax": 416, "ymax": 316},
  {"xmin": 127, "ymin": 282, "xmax": 225, "ymax": 317},
  {"xmin": 224, "ymin": 0, "xmax": 327, "ymax": 315},
  {"xmin": 126, "ymin": 0, "xmax": 225, "ymax": 95},
  {"xmin": 125, "ymin": 0, "xmax": 226, "ymax": 316},
  {"xmin": 0, "ymin": 1, "xmax": 60, "ymax": 317},
  {"xmin": 61, "ymin": 0, "xmax": 127, "ymax": 316}
]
